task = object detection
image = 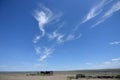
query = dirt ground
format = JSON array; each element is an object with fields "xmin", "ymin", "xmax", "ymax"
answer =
[
  {"xmin": 0, "ymin": 74, "xmax": 66, "ymax": 80},
  {"xmin": 0, "ymin": 74, "xmax": 119, "ymax": 80}
]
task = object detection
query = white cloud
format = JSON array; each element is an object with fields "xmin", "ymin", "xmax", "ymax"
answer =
[
  {"xmin": 34, "ymin": 6, "xmax": 52, "ymax": 37},
  {"xmin": 48, "ymin": 31, "xmax": 59, "ymax": 39},
  {"xmin": 66, "ymin": 33, "xmax": 81, "ymax": 41},
  {"xmin": 34, "ymin": 46, "xmax": 41, "ymax": 54},
  {"xmin": 66, "ymin": 34, "xmax": 75, "ymax": 41},
  {"xmin": 39, "ymin": 47, "xmax": 54, "ymax": 61},
  {"xmin": 33, "ymin": 5, "xmax": 83, "ymax": 63},
  {"xmin": 102, "ymin": 57, "xmax": 120, "ymax": 68},
  {"xmin": 110, "ymin": 41, "xmax": 120, "ymax": 45},
  {"xmin": 112, "ymin": 57, "xmax": 120, "ymax": 61},
  {"xmin": 104, "ymin": 1, "xmax": 120, "ymax": 17},
  {"xmin": 33, "ymin": 35, "xmax": 41, "ymax": 44},
  {"xmin": 48, "ymin": 31, "xmax": 81, "ymax": 44},
  {"xmin": 48, "ymin": 31, "xmax": 64, "ymax": 43},
  {"xmin": 90, "ymin": 57, "xmax": 120, "ymax": 69},
  {"xmin": 33, "ymin": 5, "xmax": 62, "ymax": 43},
  {"xmin": 57, "ymin": 34, "xmax": 64, "ymax": 43},
  {"xmin": 81, "ymin": 0, "xmax": 111, "ymax": 23},
  {"xmin": 92, "ymin": 1, "xmax": 120, "ymax": 27},
  {"xmin": 103, "ymin": 61, "xmax": 111, "ymax": 65}
]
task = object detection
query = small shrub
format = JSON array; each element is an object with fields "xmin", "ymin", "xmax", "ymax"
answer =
[
  {"xmin": 88, "ymin": 76, "xmax": 93, "ymax": 78},
  {"xmin": 115, "ymin": 75, "xmax": 120, "ymax": 78},
  {"xmin": 75, "ymin": 74, "xmax": 85, "ymax": 79},
  {"xmin": 37, "ymin": 72, "xmax": 40, "ymax": 75},
  {"xmin": 67, "ymin": 76, "xmax": 75, "ymax": 80}
]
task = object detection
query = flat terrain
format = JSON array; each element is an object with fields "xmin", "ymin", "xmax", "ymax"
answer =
[
  {"xmin": 0, "ymin": 74, "xmax": 120, "ymax": 80},
  {"xmin": 0, "ymin": 69, "xmax": 120, "ymax": 80},
  {"xmin": 0, "ymin": 74, "xmax": 78, "ymax": 80},
  {"xmin": 0, "ymin": 74, "xmax": 67, "ymax": 80}
]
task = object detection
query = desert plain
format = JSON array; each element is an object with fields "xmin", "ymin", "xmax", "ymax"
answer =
[{"xmin": 0, "ymin": 69, "xmax": 120, "ymax": 80}]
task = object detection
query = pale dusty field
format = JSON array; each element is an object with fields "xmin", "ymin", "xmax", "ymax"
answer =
[
  {"xmin": 0, "ymin": 74, "xmax": 119, "ymax": 80},
  {"xmin": 0, "ymin": 74, "xmax": 66, "ymax": 80}
]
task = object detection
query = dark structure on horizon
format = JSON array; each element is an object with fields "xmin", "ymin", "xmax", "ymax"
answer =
[{"xmin": 40, "ymin": 71, "xmax": 53, "ymax": 76}]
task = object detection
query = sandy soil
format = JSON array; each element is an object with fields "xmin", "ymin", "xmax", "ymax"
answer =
[
  {"xmin": 0, "ymin": 74, "xmax": 66, "ymax": 80},
  {"xmin": 0, "ymin": 74, "xmax": 119, "ymax": 80}
]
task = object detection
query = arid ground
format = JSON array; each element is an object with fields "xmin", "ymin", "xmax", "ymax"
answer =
[
  {"xmin": 0, "ymin": 74, "xmax": 120, "ymax": 80},
  {"xmin": 0, "ymin": 69, "xmax": 120, "ymax": 80}
]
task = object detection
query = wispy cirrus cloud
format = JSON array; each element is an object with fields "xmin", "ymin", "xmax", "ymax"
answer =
[
  {"xmin": 66, "ymin": 33, "xmax": 81, "ymax": 41},
  {"xmin": 33, "ymin": 5, "xmax": 62, "ymax": 43},
  {"xmin": 34, "ymin": 46, "xmax": 41, "ymax": 54},
  {"xmin": 33, "ymin": 7, "xmax": 52, "ymax": 43},
  {"xmin": 48, "ymin": 30, "xmax": 81, "ymax": 43},
  {"xmin": 33, "ymin": 35, "xmax": 41, "ymax": 44},
  {"xmin": 92, "ymin": 1, "xmax": 120, "ymax": 27},
  {"xmin": 33, "ymin": 5, "xmax": 63, "ymax": 62},
  {"xmin": 34, "ymin": 6, "xmax": 52, "ymax": 36},
  {"xmin": 110, "ymin": 41, "xmax": 120, "ymax": 45},
  {"xmin": 39, "ymin": 47, "xmax": 54, "ymax": 61},
  {"xmin": 104, "ymin": 1, "xmax": 120, "ymax": 17},
  {"xmin": 34, "ymin": 46, "xmax": 55, "ymax": 61},
  {"xmin": 66, "ymin": 34, "xmax": 75, "ymax": 41},
  {"xmin": 81, "ymin": 0, "xmax": 112, "ymax": 24},
  {"xmin": 36, "ymin": 33, "xmax": 81, "ymax": 62},
  {"xmin": 48, "ymin": 31, "xmax": 64, "ymax": 43},
  {"xmin": 33, "ymin": 5, "xmax": 82, "ymax": 63}
]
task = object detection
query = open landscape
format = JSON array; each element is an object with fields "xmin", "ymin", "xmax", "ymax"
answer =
[
  {"xmin": 0, "ymin": 69, "xmax": 120, "ymax": 80},
  {"xmin": 0, "ymin": 1, "xmax": 120, "ymax": 80}
]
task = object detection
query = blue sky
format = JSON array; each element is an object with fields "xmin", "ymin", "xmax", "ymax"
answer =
[{"xmin": 0, "ymin": 0, "xmax": 120, "ymax": 71}]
